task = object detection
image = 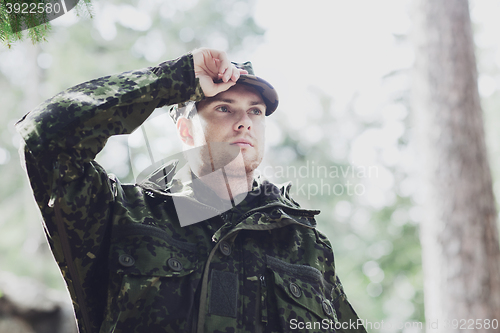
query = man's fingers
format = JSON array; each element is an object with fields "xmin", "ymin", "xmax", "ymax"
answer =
[
  {"xmin": 201, "ymin": 79, "xmax": 236, "ymax": 97},
  {"xmin": 231, "ymin": 68, "xmax": 248, "ymax": 82},
  {"xmin": 220, "ymin": 66, "xmax": 247, "ymax": 83},
  {"xmin": 192, "ymin": 48, "xmax": 249, "ymax": 95},
  {"xmin": 198, "ymin": 74, "xmax": 238, "ymax": 97},
  {"xmin": 215, "ymin": 63, "xmax": 244, "ymax": 83},
  {"xmin": 210, "ymin": 50, "xmax": 231, "ymax": 82}
]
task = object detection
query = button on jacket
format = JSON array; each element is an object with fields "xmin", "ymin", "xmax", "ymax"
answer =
[{"xmin": 16, "ymin": 53, "xmax": 367, "ymax": 333}]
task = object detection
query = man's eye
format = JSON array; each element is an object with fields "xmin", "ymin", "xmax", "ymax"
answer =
[
  {"xmin": 250, "ymin": 108, "xmax": 263, "ymax": 115},
  {"xmin": 216, "ymin": 106, "xmax": 229, "ymax": 113}
]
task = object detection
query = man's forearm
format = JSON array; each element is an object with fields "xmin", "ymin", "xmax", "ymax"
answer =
[{"xmin": 16, "ymin": 53, "xmax": 203, "ymax": 162}]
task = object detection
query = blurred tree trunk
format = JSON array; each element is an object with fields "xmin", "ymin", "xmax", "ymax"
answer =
[{"xmin": 412, "ymin": 0, "xmax": 500, "ymax": 331}]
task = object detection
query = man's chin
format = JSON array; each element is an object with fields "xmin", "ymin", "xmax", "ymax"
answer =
[
  {"xmin": 223, "ymin": 158, "xmax": 261, "ymax": 177},
  {"xmin": 242, "ymin": 156, "xmax": 262, "ymax": 175}
]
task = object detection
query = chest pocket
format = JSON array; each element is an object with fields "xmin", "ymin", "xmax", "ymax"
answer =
[
  {"xmin": 108, "ymin": 223, "xmax": 200, "ymax": 332},
  {"xmin": 111, "ymin": 224, "xmax": 198, "ymax": 275},
  {"xmin": 266, "ymin": 255, "xmax": 338, "ymax": 332}
]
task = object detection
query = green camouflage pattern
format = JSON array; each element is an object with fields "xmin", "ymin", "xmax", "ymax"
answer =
[{"xmin": 16, "ymin": 52, "xmax": 367, "ymax": 333}]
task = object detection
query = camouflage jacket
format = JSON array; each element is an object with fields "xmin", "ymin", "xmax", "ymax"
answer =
[{"xmin": 16, "ymin": 53, "xmax": 367, "ymax": 333}]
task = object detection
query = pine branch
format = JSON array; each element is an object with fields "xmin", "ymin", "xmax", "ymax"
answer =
[{"xmin": 0, "ymin": 0, "xmax": 92, "ymax": 48}]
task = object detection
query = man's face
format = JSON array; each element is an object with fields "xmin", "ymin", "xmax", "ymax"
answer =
[{"xmin": 182, "ymin": 84, "xmax": 266, "ymax": 175}]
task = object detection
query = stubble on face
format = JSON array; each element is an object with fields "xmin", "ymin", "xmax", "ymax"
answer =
[{"xmin": 191, "ymin": 84, "xmax": 266, "ymax": 178}]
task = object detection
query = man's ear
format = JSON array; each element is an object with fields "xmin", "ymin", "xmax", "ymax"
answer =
[{"xmin": 177, "ymin": 117, "xmax": 195, "ymax": 146}]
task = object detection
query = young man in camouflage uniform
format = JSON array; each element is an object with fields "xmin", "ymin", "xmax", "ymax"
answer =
[{"xmin": 16, "ymin": 48, "xmax": 367, "ymax": 333}]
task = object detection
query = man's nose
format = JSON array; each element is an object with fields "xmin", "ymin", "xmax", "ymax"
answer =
[{"xmin": 234, "ymin": 112, "xmax": 252, "ymax": 131}]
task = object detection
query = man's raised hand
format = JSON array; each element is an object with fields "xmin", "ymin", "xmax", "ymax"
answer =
[{"xmin": 192, "ymin": 48, "xmax": 247, "ymax": 97}]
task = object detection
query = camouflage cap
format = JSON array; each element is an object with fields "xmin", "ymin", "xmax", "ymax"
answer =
[
  {"xmin": 231, "ymin": 61, "xmax": 279, "ymax": 116},
  {"xmin": 169, "ymin": 61, "xmax": 279, "ymax": 123}
]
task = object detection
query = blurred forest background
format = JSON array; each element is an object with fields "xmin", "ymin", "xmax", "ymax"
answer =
[{"xmin": 1, "ymin": 0, "xmax": 500, "ymax": 332}]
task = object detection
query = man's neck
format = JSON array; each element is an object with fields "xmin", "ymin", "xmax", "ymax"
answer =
[{"xmin": 193, "ymin": 169, "xmax": 253, "ymax": 201}]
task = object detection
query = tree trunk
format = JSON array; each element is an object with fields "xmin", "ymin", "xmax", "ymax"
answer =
[{"xmin": 412, "ymin": 0, "xmax": 500, "ymax": 331}]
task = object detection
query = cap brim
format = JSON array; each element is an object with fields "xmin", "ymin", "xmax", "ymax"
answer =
[{"xmin": 237, "ymin": 74, "xmax": 279, "ymax": 115}]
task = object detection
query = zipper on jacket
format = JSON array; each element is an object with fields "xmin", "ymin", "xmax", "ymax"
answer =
[{"xmin": 197, "ymin": 202, "xmax": 318, "ymax": 332}]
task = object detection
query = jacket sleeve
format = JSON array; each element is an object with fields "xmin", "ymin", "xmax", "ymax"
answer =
[{"xmin": 15, "ymin": 53, "xmax": 204, "ymax": 333}]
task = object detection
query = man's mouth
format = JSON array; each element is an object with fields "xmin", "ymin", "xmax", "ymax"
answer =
[{"xmin": 230, "ymin": 139, "xmax": 253, "ymax": 148}]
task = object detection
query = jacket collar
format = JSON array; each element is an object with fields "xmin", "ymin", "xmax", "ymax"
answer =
[{"xmin": 137, "ymin": 160, "xmax": 320, "ymax": 227}]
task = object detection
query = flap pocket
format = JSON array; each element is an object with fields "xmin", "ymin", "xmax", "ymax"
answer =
[
  {"xmin": 107, "ymin": 224, "xmax": 200, "ymax": 330},
  {"xmin": 266, "ymin": 255, "xmax": 337, "ymax": 323},
  {"xmin": 110, "ymin": 223, "xmax": 199, "ymax": 277}
]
